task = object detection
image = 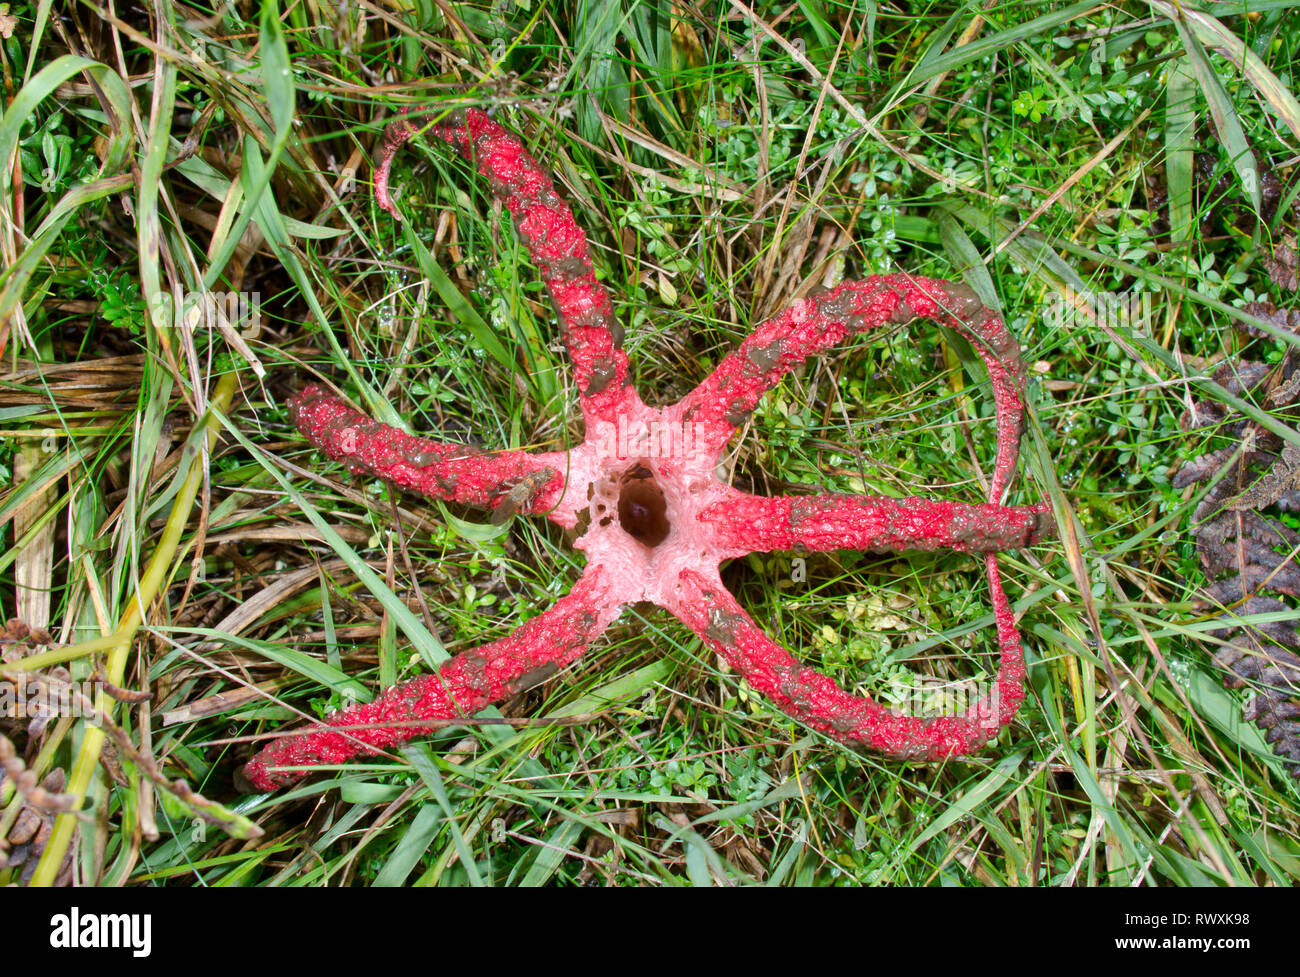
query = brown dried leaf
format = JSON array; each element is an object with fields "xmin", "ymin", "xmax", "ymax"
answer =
[{"xmin": 1264, "ymin": 240, "xmax": 1299, "ymax": 294}]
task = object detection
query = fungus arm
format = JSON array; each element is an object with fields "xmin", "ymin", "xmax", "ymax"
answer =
[
  {"xmin": 241, "ymin": 564, "xmax": 623, "ymax": 791},
  {"xmin": 678, "ymin": 275, "xmax": 1027, "ymax": 494},
  {"xmin": 375, "ymin": 108, "xmax": 632, "ymax": 426},
  {"xmin": 665, "ymin": 566, "xmax": 1026, "ymax": 760},
  {"xmin": 699, "ymin": 490, "xmax": 1052, "ymax": 555},
  {"xmin": 291, "ymin": 385, "xmax": 565, "ymax": 518}
]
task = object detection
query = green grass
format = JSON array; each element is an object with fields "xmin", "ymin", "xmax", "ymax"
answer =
[{"xmin": 0, "ymin": 0, "xmax": 1298, "ymax": 886}]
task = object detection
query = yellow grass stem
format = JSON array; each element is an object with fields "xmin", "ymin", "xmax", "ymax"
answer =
[
  {"xmin": 29, "ymin": 371, "xmax": 239, "ymax": 887},
  {"xmin": 2, "ymin": 634, "xmax": 123, "ymax": 672}
]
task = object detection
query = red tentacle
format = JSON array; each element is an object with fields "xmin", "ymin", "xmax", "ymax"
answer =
[
  {"xmin": 241, "ymin": 564, "xmax": 622, "ymax": 791},
  {"xmin": 291, "ymin": 385, "xmax": 565, "ymax": 518},
  {"xmin": 700, "ymin": 490, "xmax": 1052, "ymax": 555},
  {"xmin": 374, "ymin": 108, "xmax": 634, "ymax": 426},
  {"xmin": 665, "ymin": 565, "xmax": 1025, "ymax": 760}
]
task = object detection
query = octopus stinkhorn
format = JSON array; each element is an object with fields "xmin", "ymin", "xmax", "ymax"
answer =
[{"xmin": 240, "ymin": 107, "xmax": 1051, "ymax": 791}]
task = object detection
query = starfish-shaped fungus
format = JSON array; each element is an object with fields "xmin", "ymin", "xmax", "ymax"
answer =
[{"xmin": 241, "ymin": 108, "xmax": 1051, "ymax": 791}]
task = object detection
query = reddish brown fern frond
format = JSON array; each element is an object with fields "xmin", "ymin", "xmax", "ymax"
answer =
[{"xmin": 1174, "ymin": 301, "xmax": 1300, "ymax": 777}]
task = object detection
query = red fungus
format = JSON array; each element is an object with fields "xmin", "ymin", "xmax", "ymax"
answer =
[{"xmin": 240, "ymin": 107, "xmax": 1052, "ymax": 792}]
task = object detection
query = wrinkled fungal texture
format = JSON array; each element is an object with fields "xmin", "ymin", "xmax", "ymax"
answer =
[
  {"xmin": 701, "ymin": 494, "xmax": 1051, "ymax": 555},
  {"xmin": 289, "ymin": 385, "xmax": 564, "ymax": 514}
]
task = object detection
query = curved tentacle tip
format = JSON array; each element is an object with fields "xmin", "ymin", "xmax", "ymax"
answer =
[
  {"xmin": 233, "ymin": 761, "xmax": 269, "ymax": 795},
  {"xmin": 1027, "ymin": 504, "xmax": 1057, "ymax": 544}
]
